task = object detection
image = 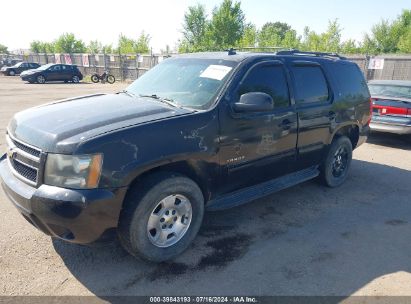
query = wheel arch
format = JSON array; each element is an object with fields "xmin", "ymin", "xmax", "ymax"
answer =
[
  {"xmin": 124, "ymin": 159, "xmax": 213, "ymax": 205},
  {"xmin": 329, "ymin": 123, "xmax": 360, "ymax": 149}
]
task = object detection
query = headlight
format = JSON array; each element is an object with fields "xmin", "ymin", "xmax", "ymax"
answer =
[{"xmin": 44, "ymin": 154, "xmax": 103, "ymax": 189}]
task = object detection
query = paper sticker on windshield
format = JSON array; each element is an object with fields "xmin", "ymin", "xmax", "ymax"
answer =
[{"xmin": 200, "ymin": 65, "xmax": 232, "ymax": 81}]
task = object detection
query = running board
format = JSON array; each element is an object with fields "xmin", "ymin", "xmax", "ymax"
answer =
[{"xmin": 206, "ymin": 166, "xmax": 320, "ymax": 211}]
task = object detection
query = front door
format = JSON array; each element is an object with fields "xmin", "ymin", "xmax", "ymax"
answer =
[
  {"xmin": 46, "ymin": 64, "xmax": 62, "ymax": 81},
  {"xmin": 218, "ymin": 61, "xmax": 298, "ymax": 194}
]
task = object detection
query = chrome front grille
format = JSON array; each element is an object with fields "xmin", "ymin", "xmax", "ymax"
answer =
[{"xmin": 6, "ymin": 134, "xmax": 42, "ymax": 186}]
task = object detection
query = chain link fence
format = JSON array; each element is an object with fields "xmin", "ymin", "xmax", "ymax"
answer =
[
  {"xmin": 1, "ymin": 53, "xmax": 411, "ymax": 82},
  {"xmin": 0, "ymin": 53, "xmax": 168, "ymax": 81}
]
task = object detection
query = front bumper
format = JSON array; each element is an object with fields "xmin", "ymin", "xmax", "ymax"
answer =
[
  {"xmin": 20, "ymin": 74, "xmax": 36, "ymax": 81},
  {"xmin": 0, "ymin": 155, "xmax": 127, "ymax": 244},
  {"xmin": 370, "ymin": 116, "xmax": 411, "ymax": 135}
]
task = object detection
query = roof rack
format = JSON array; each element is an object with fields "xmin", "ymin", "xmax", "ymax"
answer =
[
  {"xmin": 276, "ymin": 49, "xmax": 347, "ymax": 60},
  {"xmin": 225, "ymin": 48, "xmax": 237, "ymax": 55},
  {"xmin": 236, "ymin": 46, "xmax": 294, "ymax": 53}
]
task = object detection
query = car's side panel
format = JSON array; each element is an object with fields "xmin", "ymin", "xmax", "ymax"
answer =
[
  {"xmin": 75, "ymin": 110, "xmax": 221, "ymax": 199},
  {"xmin": 217, "ymin": 59, "xmax": 298, "ymax": 193}
]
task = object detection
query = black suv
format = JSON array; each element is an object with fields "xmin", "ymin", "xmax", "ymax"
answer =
[
  {"xmin": 20, "ymin": 63, "xmax": 83, "ymax": 83},
  {"xmin": 0, "ymin": 51, "xmax": 371, "ymax": 262}
]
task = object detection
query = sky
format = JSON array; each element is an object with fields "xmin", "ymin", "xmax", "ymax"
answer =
[{"xmin": 0, "ymin": 0, "xmax": 409, "ymax": 52}]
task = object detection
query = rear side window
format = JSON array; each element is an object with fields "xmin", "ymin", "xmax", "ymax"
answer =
[
  {"xmin": 238, "ymin": 64, "xmax": 290, "ymax": 108},
  {"xmin": 331, "ymin": 63, "xmax": 369, "ymax": 99},
  {"xmin": 291, "ymin": 66, "xmax": 329, "ymax": 104}
]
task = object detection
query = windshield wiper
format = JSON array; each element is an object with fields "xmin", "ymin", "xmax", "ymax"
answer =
[
  {"xmin": 139, "ymin": 94, "xmax": 181, "ymax": 108},
  {"xmin": 119, "ymin": 90, "xmax": 137, "ymax": 98}
]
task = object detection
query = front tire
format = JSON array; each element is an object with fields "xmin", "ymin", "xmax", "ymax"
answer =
[
  {"xmin": 36, "ymin": 75, "xmax": 46, "ymax": 84},
  {"xmin": 118, "ymin": 172, "xmax": 204, "ymax": 262},
  {"xmin": 72, "ymin": 75, "xmax": 80, "ymax": 83},
  {"xmin": 320, "ymin": 136, "xmax": 353, "ymax": 188},
  {"xmin": 8, "ymin": 70, "xmax": 15, "ymax": 76},
  {"xmin": 107, "ymin": 75, "xmax": 115, "ymax": 84}
]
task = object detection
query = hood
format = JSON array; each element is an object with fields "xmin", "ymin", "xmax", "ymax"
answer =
[
  {"xmin": 21, "ymin": 69, "xmax": 35, "ymax": 75},
  {"xmin": 8, "ymin": 93, "xmax": 192, "ymax": 153}
]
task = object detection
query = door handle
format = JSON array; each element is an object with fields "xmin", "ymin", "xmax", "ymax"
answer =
[
  {"xmin": 278, "ymin": 119, "xmax": 292, "ymax": 130},
  {"xmin": 327, "ymin": 111, "xmax": 336, "ymax": 120}
]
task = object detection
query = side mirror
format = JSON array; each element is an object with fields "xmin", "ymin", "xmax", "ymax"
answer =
[{"xmin": 232, "ymin": 92, "xmax": 274, "ymax": 113}]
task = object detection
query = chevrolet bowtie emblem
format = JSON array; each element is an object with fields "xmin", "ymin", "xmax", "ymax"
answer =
[{"xmin": 7, "ymin": 147, "xmax": 16, "ymax": 160}]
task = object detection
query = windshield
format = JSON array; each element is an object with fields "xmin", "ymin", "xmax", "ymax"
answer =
[
  {"xmin": 12, "ymin": 62, "xmax": 23, "ymax": 68},
  {"xmin": 369, "ymin": 84, "xmax": 411, "ymax": 99},
  {"xmin": 126, "ymin": 58, "xmax": 237, "ymax": 110},
  {"xmin": 37, "ymin": 64, "xmax": 54, "ymax": 71}
]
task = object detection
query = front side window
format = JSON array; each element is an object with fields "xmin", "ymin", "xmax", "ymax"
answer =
[
  {"xmin": 49, "ymin": 65, "xmax": 61, "ymax": 71},
  {"xmin": 291, "ymin": 65, "xmax": 329, "ymax": 104},
  {"xmin": 238, "ymin": 64, "xmax": 290, "ymax": 108},
  {"xmin": 126, "ymin": 58, "xmax": 237, "ymax": 110}
]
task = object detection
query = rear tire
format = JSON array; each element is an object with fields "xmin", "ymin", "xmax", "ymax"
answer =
[
  {"xmin": 72, "ymin": 75, "xmax": 80, "ymax": 83},
  {"xmin": 320, "ymin": 136, "xmax": 353, "ymax": 188},
  {"xmin": 91, "ymin": 74, "xmax": 99, "ymax": 83},
  {"xmin": 118, "ymin": 172, "xmax": 204, "ymax": 262}
]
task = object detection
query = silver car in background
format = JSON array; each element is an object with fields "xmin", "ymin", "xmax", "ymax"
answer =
[{"xmin": 369, "ymin": 80, "xmax": 411, "ymax": 135}]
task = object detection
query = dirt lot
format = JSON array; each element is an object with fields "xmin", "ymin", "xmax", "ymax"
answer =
[{"xmin": 0, "ymin": 76, "xmax": 411, "ymax": 297}]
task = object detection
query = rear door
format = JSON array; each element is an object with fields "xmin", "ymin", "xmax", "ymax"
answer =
[
  {"xmin": 287, "ymin": 61, "xmax": 334, "ymax": 169},
  {"xmin": 218, "ymin": 60, "xmax": 298, "ymax": 193},
  {"xmin": 60, "ymin": 65, "xmax": 72, "ymax": 80}
]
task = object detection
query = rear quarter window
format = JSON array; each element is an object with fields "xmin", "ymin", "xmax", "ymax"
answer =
[
  {"xmin": 329, "ymin": 62, "xmax": 369, "ymax": 100},
  {"xmin": 291, "ymin": 65, "xmax": 329, "ymax": 104}
]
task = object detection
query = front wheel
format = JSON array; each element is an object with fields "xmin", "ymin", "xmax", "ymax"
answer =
[
  {"xmin": 72, "ymin": 75, "xmax": 80, "ymax": 83},
  {"xmin": 320, "ymin": 136, "xmax": 353, "ymax": 188},
  {"xmin": 8, "ymin": 70, "xmax": 15, "ymax": 76},
  {"xmin": 36, "ymin": 75, "xmax": 46, "ymax": 84},
  {"xmin": 91, "ymin": 74, "xmax": 99, "ymax": 83},
  {"xmin": 106, "ymin": 74, "xmax": 115, "ymax": 84},
  {"xmin": 118, "ymin": 172, "xmax": 204, "ymax": 262}
]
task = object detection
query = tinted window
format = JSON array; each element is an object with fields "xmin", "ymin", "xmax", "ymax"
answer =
[
  {"xmin": 239, "ymin": 64, "xmax": 290, "ymax": 108},
  {"xmin": 332, "ymin": 63, "xmax": 369, "ymax": 99},
  {"xmin": 49, "ymin": 65, "xmax": 61, "ymax": 71},
  {"xmin": 291, "ymin": 66, "xmax": 329, "ymax": 104},
  {"xmin": 20, "ymin": 63, "xmax": 28, "ymax": 68}
]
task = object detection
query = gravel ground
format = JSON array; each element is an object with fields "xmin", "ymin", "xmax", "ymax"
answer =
[{"xmin": 0, "ymin": 76, "xmax": 411, "ymax": 297}]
